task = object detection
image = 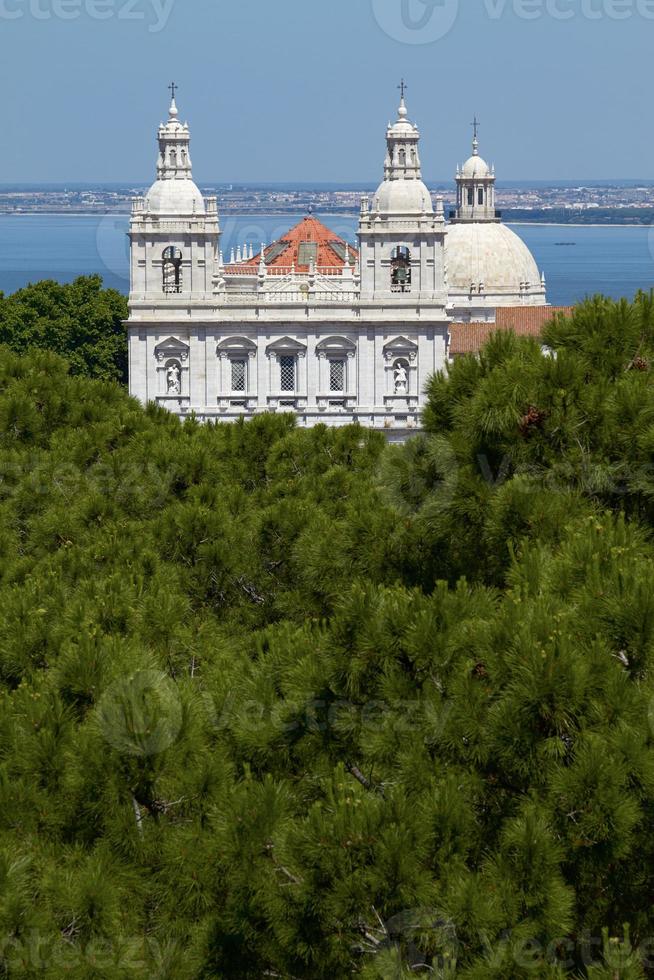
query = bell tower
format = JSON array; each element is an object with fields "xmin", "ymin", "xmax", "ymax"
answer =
[
  {"xmin": 358, "ymin": 85, "xmax": 447, "ymax": 303},
  {"xmin": 128, "ymin": 86, "xmax": 220, "ymax": 303}
]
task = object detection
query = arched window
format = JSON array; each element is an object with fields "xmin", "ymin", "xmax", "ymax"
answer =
[
  {"xmin": 478, "ymin": 187, "xmax": 485, "ymax": 205},
  {"xmin": 169, "ymin": 148, "xmax": 177, "ymax": 167},
  {"xmin": 391, "ymin": 246, "xmax": 412, "ymax": 293},
  {"xmin": 399, "ymin": 147, "xmax": 406, "ymax": 167},
  {"xmin": 467, "ymin": 188, "xmax": 474, "ymax": 206},
  {"xmin": 162, "ymin": 247, "xmax": 183, "ymax": 294}
]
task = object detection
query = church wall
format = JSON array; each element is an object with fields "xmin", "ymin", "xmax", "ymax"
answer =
[{"xmin": 127, "ymin": 318, "xmax": 449, "ymax": 433}]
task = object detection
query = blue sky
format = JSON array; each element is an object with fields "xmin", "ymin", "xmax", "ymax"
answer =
[{"xmin": 1, "ymin": 0, "xmax": 653, "ymax": 182}]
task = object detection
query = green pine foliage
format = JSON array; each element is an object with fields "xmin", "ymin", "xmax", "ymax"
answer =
[{"xmin": 2, "ymin": 292, "xmax": 654, "ymax": 976}]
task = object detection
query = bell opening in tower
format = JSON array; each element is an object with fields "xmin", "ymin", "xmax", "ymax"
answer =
[{"xmin": 391, "ymin": 246, "xmax": 412, "ymax": 293}]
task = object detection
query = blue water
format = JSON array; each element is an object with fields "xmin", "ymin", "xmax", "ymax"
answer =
[{"xmin": 0, "ymin": 213, "xmax": 653, "ymax": 308}]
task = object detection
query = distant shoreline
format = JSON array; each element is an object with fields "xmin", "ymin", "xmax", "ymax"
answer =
[{"xmin": 0, "ymin": 212, "xmax": 652, "ymax": 230}]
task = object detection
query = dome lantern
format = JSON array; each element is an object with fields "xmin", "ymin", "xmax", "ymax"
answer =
[
  {"xmin": 372, "ymin": 82, "xmax": 434, "ymax": 217},
  {"xmin": 144, "ymin": 84, "xmax": 205, "ymax": 216},
  {"xmin": 453, "ymin": 117, "xmax": 499, "ymax": 224}
]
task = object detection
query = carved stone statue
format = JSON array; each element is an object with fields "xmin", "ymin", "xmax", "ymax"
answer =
[
  {"xmin": 167, "ymin": 363, "xmax": 181, "ymax": 395},
  {"xmin": 394, "ymin": 363, "xmax": 408, "ymax": 395}
]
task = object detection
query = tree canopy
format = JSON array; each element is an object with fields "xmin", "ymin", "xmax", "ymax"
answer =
[
  {"xmin": 2, "ymin": 292, "xmax": 654, "ymax": 977},
  {"xmin": 0, "ymin": 276, "xmax": 128, "ymax": 384}
]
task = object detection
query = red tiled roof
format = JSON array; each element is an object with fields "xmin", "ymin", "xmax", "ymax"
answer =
[
  {"xmin": 226, "ymin": 215, "xmax": 358, "ymax": 274},
  {"xmin": 449, "ymin": 306, "xmax": 573, "ymax": 357},
  {"xmin": 495, "ymin": 306, "xmax": 574, "ymax": 331}
]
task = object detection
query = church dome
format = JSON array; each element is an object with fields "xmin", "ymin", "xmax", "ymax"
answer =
[
  {"xmin": 144, "ymin": 178, "xmax": 205, "ymax": 216},
  {"xmin": 446, "ymin": 221, "xmax": 542, "ymax": 294},
  {"xmin": 373, "ymin": 178, "xmax": 433, "ymax": 215}
]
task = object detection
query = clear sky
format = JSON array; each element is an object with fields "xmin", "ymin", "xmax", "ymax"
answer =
[{"xmin": 2, "ymin": 0, "xmax": 653, "ymax": 183}]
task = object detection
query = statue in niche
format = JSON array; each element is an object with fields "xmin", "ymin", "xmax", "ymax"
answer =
[
  {"xmin": 394, "ymin": 362, "xmax": 408, "ymax": 395},
  {"xmin": 167, "ymin": 363, "xmax": 181, "ymax": 395}
]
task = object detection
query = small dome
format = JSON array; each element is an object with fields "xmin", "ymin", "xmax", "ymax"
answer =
[
  {"xmin": 461, "ymin": 153, "xmax": 492, "ymax": 178},
  {"xmin": 145, "ymin": 178, "xmax": 205, "ymax": 216},
  {"xmin": 446, "ymin": 222, "xmax": 541, "ymax": 294},
  {"xmin": 374, "ymin": 178, "xmax": 433, "ymax": 215}
]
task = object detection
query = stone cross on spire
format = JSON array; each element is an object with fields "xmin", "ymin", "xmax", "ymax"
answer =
[{"xmin": 471, "ymin": 115, "xmax": 480, "ymax": 153}]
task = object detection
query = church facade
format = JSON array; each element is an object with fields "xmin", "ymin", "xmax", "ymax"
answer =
[{"xmin": 127, "ymin": 90, "xmax": 549, "ymax": 438}]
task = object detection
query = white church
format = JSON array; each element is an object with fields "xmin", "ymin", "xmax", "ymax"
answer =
[{"xmin": 127, "ymin": 87, "xmax": 553, "ymax": 437}]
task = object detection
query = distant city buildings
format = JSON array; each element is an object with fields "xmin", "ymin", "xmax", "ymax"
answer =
[{"xmin": 1, "ymin": 182, "xmax": 653, "ymax": 218}]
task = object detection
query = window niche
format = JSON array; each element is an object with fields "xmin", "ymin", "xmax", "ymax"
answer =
[
  {"xmin": 383, "ymin": 337, "xmax": 419, "ymax": 401},
  {"xmin": 393, "ymin": 358, "xmax": 410, "ymax": 395},
  {"xmin": 166, "ymin": 359, "xmax": 182, "ymax": 395},
  {"xmin": 162, "ymin": 246, "xmax": 183, "ymax": 294},
  {"xmin": 155, "ymin": 337, "xmax": 190, "ymax": 400}
]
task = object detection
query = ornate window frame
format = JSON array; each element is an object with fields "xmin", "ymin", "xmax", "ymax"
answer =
[
  {"xmin": 217, "ymin": 337, "xmax": 257, "ymax": 399},
  {"xmin": 315, "ymin": 336, "xmax": 356, "ymax": 398},
  {"xmin": 266, "ymin": 337, "xmax": 307, "ymax": 403}
]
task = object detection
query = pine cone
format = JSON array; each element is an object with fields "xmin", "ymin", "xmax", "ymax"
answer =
[{"xmin": 519, "ymin": 406, "xmax": 548, "ymax": 437}]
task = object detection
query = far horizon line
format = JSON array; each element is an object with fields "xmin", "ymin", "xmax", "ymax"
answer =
[{"xmin": 1, "ymin": 178, "xmax": 654, "ymax": 189}]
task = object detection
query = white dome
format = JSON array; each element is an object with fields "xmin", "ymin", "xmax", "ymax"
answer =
[
  {"xmin": 145, "ymin": 178, "xmax": 205, "ymax": 216},
  {"xmin": 461, "ymin": 154, "xmax": 492, "ymax": 178},
  {"xmin": 374, "ymin": 178, "xmax": 433, "ymax": 215},
  {"xmin": 446, "ymin": 221, "xmax": 541, "ymax": 294}
]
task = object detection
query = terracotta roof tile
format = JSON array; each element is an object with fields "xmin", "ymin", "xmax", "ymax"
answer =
[
  {"xmin": 449, "ymin": 306, "xmax": 573, "ymax": 357},
  {"xmin": 226, "ymin": 215, "xmax": 358, "ymax": 274},
  {"xmin": 495, "ymin": 306, "xmax": 574, "ymax": 331}
]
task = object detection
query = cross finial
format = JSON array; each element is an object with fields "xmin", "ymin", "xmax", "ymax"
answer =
[
  {"xmin": 169, "ymin": 81, "xmax": 178, "ymax": 102},
  {"xmin": 471, "ymin": 115, "xmax": 480, "ymax": 141},
  {"xmin": 398, "ymin": 78, "xmax": 407, "ymax": 101}
]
